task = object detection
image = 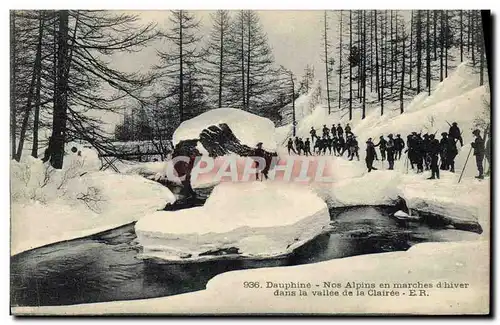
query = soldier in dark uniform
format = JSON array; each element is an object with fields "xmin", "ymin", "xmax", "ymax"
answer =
[
  {"xmin": 406, "ymin": 134, "xmax": 415, "ymax": 169},
  {"xmin": 375, "ymin": 135, "xmax": 387, "ymax": 161},
  {"xmin": 345, "ymin": 134, "xmax": 353, "ymax": 158},
  {"xmin": 345, "ymin": 123, "xmax": 352, "ymax": 136},
  {"xmin": 337, "ymin": 134, "xmax": 345, "ymax": 156},
  {"xmin": 314, "ymin": 137, "xmax": 323, "ymax": 155},
  {"xmin": 304, "ymin": 138, "xmax": 312, "ymax": 156},
  {"xmin": 309, "ymin": 127, "xmax": 317, "ymax": 143},
  {"xmin": 449, "ymin": 122, "xmax": 463, "ymax": 147},
  {"xmin": 394, "ymin": 134, "xmax": 405, "ymax": 160},
  {"xmin": 386, "ymin": 134, "xmax": 395, "ymax": 170},
  {"xmin": 321, "ymin": 135, "xmax": 329, "ymax": 155},
  {"xmin": 331, "ymin": 124, "xmax": 337, "ymax": 138},
  {"xmin": 471, "ymin": 129, "xmax": 485, "ymax": 179},
  {"xmin": 365, "ymin": 138, "xmax": 378, "ymax": 172},
  {"xmin": 253, "ymin": 142, "xmax": 268, "ymax": 181},
  {"xmin": 287, "ymin": 138, "xmax": 297, "ymax": 155},
  {"xmin": 326, "ymin": 136, "xmax": 333, "ymax": 155},
  {"xmin": 349, "ymin": 135, "xmax": 360, "ymax": 161},
  {"xmin": 336, "ymin": 123, "xmax": 343, "ymax": 138},
  {"xmin": 322, "ymin": 125, "xmax": 329, "ymax": 138},
  {"xmin": 331, "ymin": 135, "xmax": 338, "ymax": 156},
  {"xmin": 298, "ymin": 138, "xmax": 305, "ymax": 155},
  {"xmin": 485, "ymin": 136, "xmax": 491, "ymax": 176},
  {"xmin": 439, "ymin": 132, "xmax": 449, "ymax": 170},
  {"xmin": 446, "ymin": 132, "xmax": 458, "ymax": 172},
  {"xmin": 422, "ymin": 134, "xmax": 431, "ymax": 171},
  {"xmin": 427, "ymin": 134, "xmax": 440, "ymax": 179},
  {"xmin": 414, "ymin": 133, "xmax": 424, "ymax": 173}
]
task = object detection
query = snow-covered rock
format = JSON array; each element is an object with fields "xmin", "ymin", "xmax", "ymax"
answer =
[
  {"xmin": 11, "ymin": 155, "xmax": 175, "ymax": 255},
  {"xmin": 135, "ymin": 181, "xmax": 330, "ymax": 261},
  {"xmin": 173, "ymin": 108, "xmax": 277, "ymax": 152}
]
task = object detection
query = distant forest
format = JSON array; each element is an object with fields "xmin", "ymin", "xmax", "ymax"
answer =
[{"xmin": 10, "ymin": 10, "xmax": 487, "ymax": 169}]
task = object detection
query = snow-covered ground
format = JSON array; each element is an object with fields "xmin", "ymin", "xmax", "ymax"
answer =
[
  {"xmin": 135, "ymin": 181, "xmax": 330, "ymax": 261},
  {"xmin": 10, "ymin": 144, "xmax": 175, "ymax": 255},
  {"xmin": 13, "ymin": 240, "xmax": 489, "ymax": 315}
]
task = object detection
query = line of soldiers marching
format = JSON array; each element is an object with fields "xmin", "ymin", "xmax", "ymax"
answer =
[
  {"xmin": 287, "ymin": 123, "xmax": 361, "ymax": 161},
  {"xmin": 286, "ymin": 121, "xmax": 490, "ymax": 180}
]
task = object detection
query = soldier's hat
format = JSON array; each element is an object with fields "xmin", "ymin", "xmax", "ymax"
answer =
[
  {"xmin": 388, "ymin": 133, "xmax": 393, "ymax": 137},
  {"xmin": 256, "ymin": 142, "xmax": 263, "ymax": 147},
  {"xmin": 473, "ymin": 129, "xmax": 480, "ymax": 135},
  {"xmin": 396, "ymin": 134, "xmax": 401, "ymax": 137},
  {"xmin": 452, "ymin": 122, "xmax": 458, "ymax": 126},
  {"xmin": 441, "ymin": 132, "xmax": 447, "ymax": 136},
  {"xmin": 368, "ymin": 137, "xmax": 372, "ymax": 141}
]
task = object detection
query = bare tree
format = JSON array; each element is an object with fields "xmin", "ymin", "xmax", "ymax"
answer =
[{"xmin": 323, "ymin": 11, "xmax": 332, "ymax": 114}]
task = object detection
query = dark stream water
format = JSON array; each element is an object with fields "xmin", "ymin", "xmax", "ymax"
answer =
[{"xmin": 10, "ymin": 204, "xmax": 477, "ymax": 307}]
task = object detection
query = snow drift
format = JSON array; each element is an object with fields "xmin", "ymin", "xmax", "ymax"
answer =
[
  {"xmin": 135, "ymin": 181, "xmax": 330, "ymax": 261},
  {"xmin": 11, "ymin": 144, "xmax": 175, "ymax": 255}
]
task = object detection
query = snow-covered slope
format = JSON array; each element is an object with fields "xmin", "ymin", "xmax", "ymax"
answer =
[
  {"xmin": 10, "ymin": 145, "xmax": 175, "ymax": 255},
  {"xmin": 135, "ymin": 182, "xmax": 330, "ymax": 261},
  {"xmin": 276, "ymin": 62, "xmax": 488, "ymax": 147}
]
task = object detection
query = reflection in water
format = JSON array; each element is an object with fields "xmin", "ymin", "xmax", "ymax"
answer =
[{"xmin": 10, "ymin": 206, "xmax": 475, "ymax": 307}]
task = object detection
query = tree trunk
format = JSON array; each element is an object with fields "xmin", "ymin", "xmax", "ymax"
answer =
[
  {"xmin": 394, "ymin": 11, "xmax": 398, "ymax": 95},
  {"xmin": 240, "ymin": 16, "xmax": 245, "ymax": 109},
  {"xmin": 440, "ymin": 11, "xmax": 444, "ymax": 82},
  {"xmin": 416, "ymin": 10, "xmax": 421, "ymax": 94},
  {"xmin": 426, "ymin": 10, "xmax": 431, "ymax": 95},
  {"xmin": 357, "ymin": 11, "xmax": 361, "ymax": 101},
  {"xmin": 49, "ymin": 10, "xmax": 69, "ymax": 169},
  {"xmin": 338, "ymin": 10, "xmax": 343, "ymax": 110},
  {"xmin": 10, "ymin": 11, "xmax": 16, "ymax": 160},
  {"xmin": 471, "ymin": 11, "xmax": 476, "ymax": 66},
  {"xmin": 179, "ymin": 12, "xmax": 184, "ymax": 122},
  {"xmin": 467, "ymin": 10, "xmax": 472, "ymax": 53},
  {"xmin": 479, "ymin": 11, "xmax": 484, "ymax": 86},
  {"xmin": 246, "ymin": 13, "xmax": 251, "ymax": 110},
  {"xmin": 16, "ymin": 12, "xmax": 46, "ymax": 161},
  {"xmin": 218, "ymin": 17, "xmax": 224, "ymax": 108},
  {"xmin": 390, "ymin": 10, "xmax": 394, "ymax": 95},
  {"xmin": 400, "ymin": 30, "xmax": 406, "ymax": 114},
  {"xmin": 32, "ymin": 12, "xmax": 45, "ymax": 158},
  {"xmin": 324, "ymin": 11, "xmax": 331, "ymax": 114},
  {"xmin": 381, "ymin": 10, "xmax": 388, "ymax": 115},
  {"xmin": 349, "ymin": 10, "xmax": 353, "ymax": 120},
  {"xmin": 370, "ymin": 11, "xmax": 374, "ymax": 93},
  {"xmin": 362, "ymin": 10, "xmax": 366, "ymax": 119},
  {"xmin": 445, "ymin": 11, "xmax": 449, "ymax": 78},
  {"xmin": 374, "ymin": 10, "xmax": 380, "ymax": 99},
  {"xmin": 291, "ymin": 73, "xmax": 296, "ymax": 136},
  {"xmin": 433, "ymin": 10, "xmax": 438, "ymax": 60},
  {"xmin": 460, "ymin": 10, "xmax": 464, "ymax": 62},
  {"xmin": 409, "ymin": 11, "xmax": 413, "ymax": 90}
]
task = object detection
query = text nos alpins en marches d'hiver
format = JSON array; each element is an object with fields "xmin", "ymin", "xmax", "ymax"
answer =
[{"xmin": 241, "ymin": 281, "xmax": 471, "ymax": 297}]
